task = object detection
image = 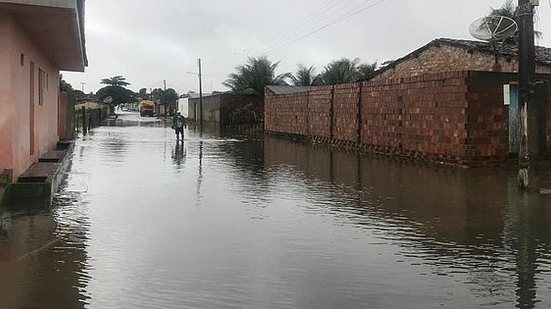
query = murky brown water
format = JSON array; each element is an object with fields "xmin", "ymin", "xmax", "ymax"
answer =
[{"xmin": 1, "ymin": 112, "xmax": 551, "ymax": 308}]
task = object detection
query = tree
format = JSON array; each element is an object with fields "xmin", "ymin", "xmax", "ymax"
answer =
[
  {"xmin": 319, "ymin": 58, "xmax": 378, "ymax": 85},
  {"xmin": 320, "ymin": 58, "xmax": 361, "ymax": 85},
  {"xmin": 96, "ymin": 86, "xmax": 135, "ymax": 105},
  {"xmin": 489, "ymin": 0, "xmax": 517, "ymax": 19},
  {"xmin": 138, "ymin": 88, "xmax": 148, "ymax": 99},
  {"xmin": 59, "ymin": 75, "xmax": 73, "ymax": 92},
  {"xmin": 486, "ymin": 0, "xmax": 541, "ymax": 43},
  {"xmin": 100, "ymin": 75, "xmax": 130, "ymax": 87},
  {"xmin": 223, "ymin": 56, "xmax": 291, "ymax": 95},
  {"xmin": 357, "ymin": 62, "xmax": 378, "ymax": 81},
  {"xmin": 291, "ymin": 64, "xmax": 321, "ymax": 86},
  {"xmin": 73, "ymin": 89, "xmax": 88, "ymax": 100},
  {"xmin": 162, "ymin": 88, "xmax": 179, "ymax": 103},
  {"xmin": 151, "ymin": 88, "xmax": 164, "ymax": 100},
  {"xmin": 96, "ymin": 75, "xmax": 134, "ymax": 106}
]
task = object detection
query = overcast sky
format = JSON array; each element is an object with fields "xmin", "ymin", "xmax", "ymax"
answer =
[{"xmin": 63, "ymin": 0, "xmax": 551, "ymax": 94}]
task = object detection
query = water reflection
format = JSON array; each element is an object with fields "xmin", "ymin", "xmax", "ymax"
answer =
[
  {"xmin": 0, "ymin": 189, "xmax": 90, "ymax": 308},
  {"xmin": 263, "ymin": 135, "xmax": 551, "ymax": 308},
  {"xmin": 1, "ymin": 114, "xmax": 551, "ymax": 308},
  {"xmin": 172, "ymin": 140, "xmax": 186, "ymax": 169}
]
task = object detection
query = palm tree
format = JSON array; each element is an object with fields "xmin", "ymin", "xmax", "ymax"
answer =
[
  {"xmin": 319, "ymin": 58, "xmax": 362, "ymax": 85},
  {"xmin": 489, "ymin": 0, "xmax": 515, "ymax": 19},
  {"xmin": 357, "ymin": 62, "xmax": 378, "ymax": 81},
  {"xmin": 101, "ymin": 75, "xmax": 130, "ymax": 87},
  {"xmin": 223, "ymin": 56, "xmax": 291, "ymax": 95},
  {"xmin": 291, "ymin": 64, "xmax": 321, "ymax": 86},
  {"xmin": 486, "ymin": 0, "xmax": 542, "ymax": 42}
]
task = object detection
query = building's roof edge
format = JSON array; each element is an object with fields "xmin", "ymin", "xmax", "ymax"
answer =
[
  {"xmin": 266, "ymin": 85, "xmax": 313, "ymax": 95},
  {"xmin": 368, "ymin": 38, "xmax": 551, "ymax": 80}
]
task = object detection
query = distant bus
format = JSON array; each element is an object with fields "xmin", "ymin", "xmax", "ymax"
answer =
[{"xmin": 139, "ymin": 100, "xmax": 155, "ymax": 117}]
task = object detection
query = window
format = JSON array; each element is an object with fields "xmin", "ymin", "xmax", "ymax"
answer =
[
  {"xmin": 38, "ymin": 68, "xmax": 45, "ymax": 106},
  {"xmin": 20, "ymin": 53, "xmax": 24, "ymax": 66}
]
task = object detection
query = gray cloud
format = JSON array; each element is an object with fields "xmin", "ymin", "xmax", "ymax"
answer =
[{"xmin": 63, "ymin": 0, "xmax": 551, "ymax": 94}]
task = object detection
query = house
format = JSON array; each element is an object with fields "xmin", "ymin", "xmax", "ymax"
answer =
[
  {"xmin": 370, "ymin": 38, "xmax": 551, "ymax": 81},
  {"xmin": 264, "ymin": 38, "xmax": 551, "ymax": 166},
  {"xmin": 0, "ymin": 0, "xmax": 87, "ymax": 188},
  {"xmin": 188, "ymin": 93, "xmax": 263, "ymax": 126}
]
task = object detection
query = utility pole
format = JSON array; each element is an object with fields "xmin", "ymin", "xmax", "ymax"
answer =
[
  {"xmin": 80, "ymin": 82, "xmax": 85, "ymax": 93},
  {"xmin": 518, "ymin": 0, "xmax": 540, "ymax": 191},
  {"xmin": 198, "ymin": 58, "xmax": 203, "ymax": 126}
]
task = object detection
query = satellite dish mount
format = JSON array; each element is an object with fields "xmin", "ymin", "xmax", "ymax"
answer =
[{"xmin": 469, "ymin": 16, "xmax": 519, "ymax": 70}]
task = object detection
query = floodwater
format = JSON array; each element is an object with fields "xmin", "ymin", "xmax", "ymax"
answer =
[{"xmin": 1, "ymin": 112, "xmax": 551, "ymax": 309}]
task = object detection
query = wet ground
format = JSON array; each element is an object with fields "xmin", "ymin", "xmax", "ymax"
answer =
[{"xmin": 1, "ymin": 112, "xmax": 551, "ymax": 308}]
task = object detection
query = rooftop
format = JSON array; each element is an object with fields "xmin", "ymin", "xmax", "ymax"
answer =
[
  {"xmin": 370, "ymin": 38, "xmax": 551, "ymax": 79},
  {"xmin": 0, "ymin": 0, "xmax": 87, "ymax": 71},
  {"xmin": 266, "ymin": 85, "xmax": 313, "ymax": 95}
]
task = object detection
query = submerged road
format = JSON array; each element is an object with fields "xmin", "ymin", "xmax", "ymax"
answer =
[{"xmin": 1, "ymin": 112, "xmax": 551, "ymax": 308}]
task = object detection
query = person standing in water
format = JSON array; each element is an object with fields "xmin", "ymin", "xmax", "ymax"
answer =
[{"xmin": 173, "ymin": 112, "xmax": 186, "ymax": 140}]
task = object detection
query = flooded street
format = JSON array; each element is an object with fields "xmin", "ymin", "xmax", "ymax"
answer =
[{"xmin": 1, "ymin": 112, "xmax": 551, "ymax": 308}]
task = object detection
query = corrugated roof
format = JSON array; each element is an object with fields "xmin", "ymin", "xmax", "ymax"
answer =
[{"xmin": 266, "ymin": 85, "xmax": 313, "ymax": 95}]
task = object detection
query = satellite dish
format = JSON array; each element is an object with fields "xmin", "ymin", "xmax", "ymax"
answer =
[
  {"xmin": 469, "ymin": 16, "xmax": 518, "ymax": 42},
  {"xmin": 103, "ymin": 96, "xmax": 114, "ymax": 104}
]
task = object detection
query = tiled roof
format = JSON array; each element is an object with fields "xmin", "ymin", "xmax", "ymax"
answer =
[
  {"xmin": 436, "ymin": 38, "xmax": 551, "ymax": 66},
  {"xmin": 369, "ymin": 38, "xmax": 551, "ymax": 80}
]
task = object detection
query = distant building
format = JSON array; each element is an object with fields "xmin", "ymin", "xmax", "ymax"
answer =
[
  {"xmin": 0, "ymin": 0, "xmax": 87, "ymax": 183},
  {"xmin": 188, "ymin": 93, "xmax": 263, "ymax": 126}
]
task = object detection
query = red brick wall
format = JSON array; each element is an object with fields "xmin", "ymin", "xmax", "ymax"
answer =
[
  {"xmin": 333, "ymin": 84, "xmax": 360, "ymax": 142},
  {"xmin": 464, "ymin": 74, "xmax": 509, "ymax": 165},
  {"xmin": 264, "ymin": 91, "xmax": 308, "ymax": 136},
  {"xmin": 264, "ymin": 71, "xmax": 550, "ymax": 166},
  {"xmin": 266, "ymin": 72, "xmax": 472, "ymax": 164},
  {"xmin": 307, "ymin": 87, "xmax": 332, "ymax": 138},
  {"xmin": 361, "ymin": 72, "xmax": 469, "ymax": 162}
]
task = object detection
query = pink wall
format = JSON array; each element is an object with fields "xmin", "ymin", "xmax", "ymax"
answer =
[
  {"xmin": 0, "ymin": 13, "xmax": 14, "ymax": 176},
  {"xmin": 0, "ymin": 13, "xmax": 61, "ymax": 180}
]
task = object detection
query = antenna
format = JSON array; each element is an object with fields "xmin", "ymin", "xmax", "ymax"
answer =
[{"xmin": 469, "ymin": 16, "xmax": 519, "ymax": 42}]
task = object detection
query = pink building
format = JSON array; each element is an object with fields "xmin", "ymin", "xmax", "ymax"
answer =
[{"xmin": 0, "ymin": 0, "xmax": 86, "ymax": 182}]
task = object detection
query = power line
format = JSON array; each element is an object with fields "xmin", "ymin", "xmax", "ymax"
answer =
[
  {"xmin": 255, "ymin": 0, "xmax": 372, "ymax": 56},
  {"xmin": 259, "ymin": 0, "xmax": 357, "ymax": 52},
  {"xmin": 211, "ymin": 0, "xmax": 366, "ymax": 74},
  {"xmin": 257, "ymin": 0, "xmax": 385, "ymax": 56},
  {"xmin": 210, "ymin": 0, "xmax": 389, "ymax": 76},
  {"xmin": 259, "ymin": 0, "xmax": 342, "ymax": 48}
]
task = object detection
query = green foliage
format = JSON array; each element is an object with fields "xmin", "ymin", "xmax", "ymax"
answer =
[
  {"xmin": 96, "ymin": 85, "xmax": 135, "ymax": 105},
  {"xmin": 101, "ymin": 75, "xmax": 131, "ymax": 87},
  {"xmin": 73, "ymin": 89, "xmax": 88, "ymax": 100},
  {"xmin": 357, "ymin": 62, "xmax": 378, "ymax": 80},
  {"xmin": 319, "ymin": 58, "xmax": 377, "ymax": 85},
  {"xmin": 291, "ymin": 64, "xmax": 321, "ymax": 86},
  {"xmin": 486, "ymin": 0, "xmax": 542, "ymax": 42},
  {"xmin": 224, "ymin": 56, "xmax": 291, "ymax": 95},
  {"xmin": 138, "ymin": 88, "xmax": 148, "ymax": 98},
  {"xmin": 150, "ymin": 88, "xmax": 179, "ymax": 103},
  {"xmin": 489, "ymin": 0, "xmax": 515, "ymax": 19},
  {"xmin": 97, "ymin": 75, "xmax": 134, "ymax": 105},
  {"xmin": 59, "ymin": 75, "xmax": 73, "ymax": 92},
  {"xmin": 163, "ymin": 88, "xmax": 179, "ymax": 103}
]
